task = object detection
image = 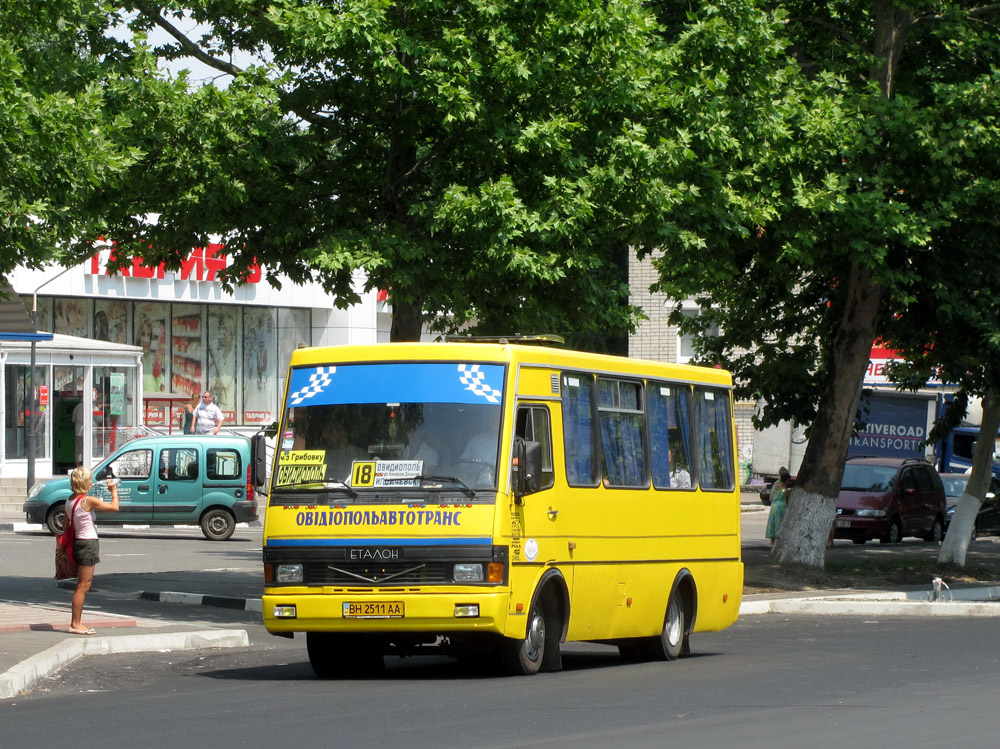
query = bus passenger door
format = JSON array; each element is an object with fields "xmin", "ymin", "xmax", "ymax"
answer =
[{"xmin": 511, "ymin": 405, "xmax": 568, "ymax": 590}]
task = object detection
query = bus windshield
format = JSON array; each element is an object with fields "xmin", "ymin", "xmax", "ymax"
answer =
[{"xmin": 274, "ymin": 362, "xmax": 504, "ymax": 494}]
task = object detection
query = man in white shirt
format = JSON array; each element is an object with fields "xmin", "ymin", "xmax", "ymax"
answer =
[{"xmin": 193, "ymin": 391, "xmax": 224, "ymax": 434}]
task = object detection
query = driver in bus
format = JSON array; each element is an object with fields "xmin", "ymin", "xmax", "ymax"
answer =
[{"xmin": 324, "ymin": 419, "xmax": 367, "ymax": 481}]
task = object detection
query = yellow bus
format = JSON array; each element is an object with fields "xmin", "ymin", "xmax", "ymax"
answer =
[{"xmin": 257, "ymin": 339, "xmax": 742, "ymax": 676}]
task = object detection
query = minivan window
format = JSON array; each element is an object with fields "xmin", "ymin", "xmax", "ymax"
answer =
[
  {"xmin": 840, "ymin": 464, "xmax": 896, "ymax": 492},
  {"xmin": 900, "ymin": 468, "xmax": 916, "ymax": 492},
  {"xmin": 159, "ymin": 447, "xmax": 199, "ymax": 481},
  {"xmin": 208, "ymin": 448, "xmax": 242, "ymax": 480},
  {"xmin": 914, "ymin": 466, "xmax": 933, "ymax": 492},
  {"xmin": 111, "ymin": 448, "xmax": 152, "ymax": 480}
]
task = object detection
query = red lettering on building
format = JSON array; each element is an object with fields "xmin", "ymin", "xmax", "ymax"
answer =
[{"xmin": 87, "ymin": 244, "xmax": 261, "ymax": 284}]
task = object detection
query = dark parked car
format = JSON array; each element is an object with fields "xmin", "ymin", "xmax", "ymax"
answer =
[
  {"xmin": 940, "ymin": 472, "xmax": 1000, "ymax": 538},
  {"xmin": 834, "ymin": 457, "xmax": 947, "ymax": 544}
]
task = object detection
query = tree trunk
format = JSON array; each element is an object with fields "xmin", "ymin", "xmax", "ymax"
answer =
[
  {"xmin": 390, "ymin": 296, "xmax": 425, "ymax": 342},
  {"xmin": 772, "ymin": 263, "xmax": 883, "ymax": 567},
  {"xmin": 771, "ymin": 4, "xmax": 914, "ymax": 568},
  {"xmin": 939, "ymin": 390, "xmax": 1000, "ymax": 566}
]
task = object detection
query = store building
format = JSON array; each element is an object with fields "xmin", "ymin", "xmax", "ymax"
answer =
[{"xmin": 4, "ymin": 245, "xmax": 384, "ymax": 480}]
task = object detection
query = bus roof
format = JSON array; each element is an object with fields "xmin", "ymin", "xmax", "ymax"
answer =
[{"xmin": 288, "ymin": 342, "xmax": 733, "ymax": 389}]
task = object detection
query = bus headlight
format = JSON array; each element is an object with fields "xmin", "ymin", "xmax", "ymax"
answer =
[
  {"xmin": 276, "ymin": 564, "xmax": 304, "ymax": 583},
  {"xmin": 453, "ymin": 563, "xmax": 484, "ymax": 583}
]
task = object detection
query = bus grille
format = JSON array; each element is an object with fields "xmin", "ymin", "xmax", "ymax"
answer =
[{"xmin": 304, "ymin": 561, "xmax": 451, "ymax": 586}]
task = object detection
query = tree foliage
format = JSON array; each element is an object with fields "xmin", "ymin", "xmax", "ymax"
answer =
[
  {"xmin": 66, "ymin": 0, "xmax": 694, "ymax": 345},
  {"xmin": 0, "ymin": 0, "xmax": 144, "ymax": 277},
  {"xmin": 647, "ymin": 1, "xmax": 1000, "ymax": 566}
]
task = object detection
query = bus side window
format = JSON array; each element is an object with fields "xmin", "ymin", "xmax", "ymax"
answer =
[
  {"xmin": 516, "ymin": 406, "xmax": 555, "ymax": 491},
  {"xmin": 648, "ymin": 382, "xmax": 693, "ymax": 490},
  {"xmin": 597, "ymin": 378, "xmax": 648, "ymax": 488},
  {"xmin": 693, "ymin": 388, "xmax": 735, "ymax": 491},
  {"xmin": 562, "ymin": 374, "xmax": 599, "ymax": 486}
]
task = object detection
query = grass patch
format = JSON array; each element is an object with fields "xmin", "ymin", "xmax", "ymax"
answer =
[{"xmin": 743, "ymin": 545, "xmax": 1000, "ymax": 594}]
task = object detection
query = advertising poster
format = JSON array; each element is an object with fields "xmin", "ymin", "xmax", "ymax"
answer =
[
  {"xmin": 242, "ymin": 307, "xmax": 276, "ymax": 423},
  {"xmin": 134, "ymin": 302, "xmax": 169, "ymax": 396},
  {"xmin": 109, "ymin": 372, "xmax": 126, "ymax": 417},
  {"xmin": 54, "ymin": 298, "xmax": 91, "ymax": 338},
  {"xmin": 94, "ymin": 299, "xmax": 128, "ymax": 343},
  {"xmin": 171, "ymin": 304, "xmax": 204, "ymax": 396},
  {"xmin": 207, "ymin": 307, "xmax": 239, "ymax": 422},
  {"xmin": 849, "ymin": 393, "xmax": 928, "ymax": 459}
]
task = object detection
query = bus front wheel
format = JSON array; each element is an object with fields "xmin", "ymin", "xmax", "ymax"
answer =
[{"xmin": 500, "ymin": 596, "xmax": 558, "ymax": 675}]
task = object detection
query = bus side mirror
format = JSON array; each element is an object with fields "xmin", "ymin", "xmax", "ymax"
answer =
[
  {"xmin": 251, "ymin": 432, "xmax": 269, "ymax": 487},
  {"xmin": 513, "ymin": 437, "xmax": 542, "ymax": 499}
]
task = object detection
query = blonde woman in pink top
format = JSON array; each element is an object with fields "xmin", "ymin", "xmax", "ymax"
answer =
[{"xmin": 67, "ymin": 467, "xmax": 119, "ymax": 635}]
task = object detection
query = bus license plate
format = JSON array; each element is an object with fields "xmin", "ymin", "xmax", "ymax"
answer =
[
  {"xmin": 343, "ymin": 601, "xmax": 404, "ymax": 619},
  {"xmin": 836, "ymin": 520, "xmax": 851, "ymax": 528}
]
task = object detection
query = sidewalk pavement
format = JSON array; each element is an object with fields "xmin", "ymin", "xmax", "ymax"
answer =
[{"xmin": 4, "ymin": 501, "xmax": 1000, "ymax": 700}]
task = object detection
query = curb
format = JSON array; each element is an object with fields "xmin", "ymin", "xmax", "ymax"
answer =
[
  {"xmin": 0, "ymin": 628, "xmax": 250, "ymax": 700},
  {"xmin": 141, "ymin": 590, "xmax": 263, "ymax": 614},
  {"xmin": 740, "ymin": 598, "xmax": 1000, "ymax": 617}
]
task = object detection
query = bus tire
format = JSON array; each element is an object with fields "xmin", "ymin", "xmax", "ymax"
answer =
[
  {"xmin": 646, "ymin": 590, "xmax": 686, "ymax": 661},
  {"xmin": 500, "ymin": 595, "xmax": 557, "ymax": 675},
  {"xmin": 306, "ymin": 632, "xmax": 384, "ymax": 678}
]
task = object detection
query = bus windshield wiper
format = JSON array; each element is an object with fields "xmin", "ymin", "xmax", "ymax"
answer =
[
  {"xmin": 272, "ymin": 480, "xmax": 359, "ymax": 498},
  {"xmin": 415, "ymin": 475, "xmax": 477, "ymax": 498}
]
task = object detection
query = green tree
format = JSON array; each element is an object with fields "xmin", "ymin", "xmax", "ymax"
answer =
[
  {"xmin": 86, "ymin": 0, "xmax": 686, "ymax": 345},
  {"xmin": 0, "ymin": 0, "xmax": 143, "ymax": 277},
  {"xmin": 884, "ymin": 211, "xmax": 1000, "ymax": 566},
  {"xmin": 648, "ymin": 1, "xmax": 1000, "ymax": 567}
]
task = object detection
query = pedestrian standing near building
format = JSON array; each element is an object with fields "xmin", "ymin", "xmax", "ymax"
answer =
[
  {"xmin": 72, "ymin": 400, "xmax": 85, "ymax": 466},
  {"xmin": 193, "ymin": 391, "xmax": 224, "ymax": 434},
  {"xmin": 765, "ymin": 467, "xmax": 792, "ymax": 547},
  {"xmin": 68, "ymin": 467, "xmax": 119, "ymax": 635},
  {"xmin": 180, "ymin": 392, "xmax": 198, "ymax": 434}
]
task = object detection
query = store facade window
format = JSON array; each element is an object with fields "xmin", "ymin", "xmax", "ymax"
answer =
[
  {"xmin": 4, "ymin": 364, "xmax": 50, "ymax": 461},
  {"xmin": 207, "ymin": 306, "xmax": 240, "ymax": 425},
  {"xmin": 32, "ymin": 296, "xmax": 312, "ymax": 428}
]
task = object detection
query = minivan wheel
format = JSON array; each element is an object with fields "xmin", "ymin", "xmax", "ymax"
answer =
[
  {"xmin": 881, "ymin": 518, "xmax": 903, "ymax": 544},
  {"xmin": 924, "ymin": 516, "xmax": 944, "ymax": 544},
  {"xmin": 46, "ymin": 504, "xmax": 66, "ymax": 536},
  {"xmin": 200, "ymin": 508, "xmax": 236, "ymax": 541}
]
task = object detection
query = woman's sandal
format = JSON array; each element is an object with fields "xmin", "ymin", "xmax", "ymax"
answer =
[{"xmin": 69, "ymin": 627, "xmax": 96, "ymax": 635}]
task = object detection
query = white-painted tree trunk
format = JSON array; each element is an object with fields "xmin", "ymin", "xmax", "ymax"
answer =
[
  {"xmin": 773, "ymin": 489, "xmax": 837, "ymax": 568},
  {"xmin": 939, "ymin": 493, "xmax": 980, "ymax": 566},
  {"xmin": 939, "ymin": 390, "xmax": 1000, "ymax": 566}
]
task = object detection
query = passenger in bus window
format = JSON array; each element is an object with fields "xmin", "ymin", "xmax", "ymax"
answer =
[{"xmin": 669, "ymin": 446, "xmax": 691, "ymax": 489}]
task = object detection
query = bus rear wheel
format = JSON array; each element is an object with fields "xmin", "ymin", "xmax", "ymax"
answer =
[
  {"xmin": 645, "ymin": 591, "xmax": 686, "ymax": 661},
  {"xmin": 306, "ymin": 632, "xmax": 384, "ymax": 678}
]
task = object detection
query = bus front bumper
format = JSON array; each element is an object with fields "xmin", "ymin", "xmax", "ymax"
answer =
[{"xmin": 262, "ymin": 589, "xmax": 511, "ymax": 636}]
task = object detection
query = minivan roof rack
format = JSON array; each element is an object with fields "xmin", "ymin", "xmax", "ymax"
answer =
[{"xmin": 442, "ymin": 334, "xmax": 566, "ymax": 346}]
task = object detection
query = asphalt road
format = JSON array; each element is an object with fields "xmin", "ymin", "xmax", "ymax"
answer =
[
  {"xmin": 5, "ymin": 514, "xmax": 1000, "ymax": 747},
  {"xmin": 5, "ymin": 614, "xmax": 1000, "ymax": 748}
]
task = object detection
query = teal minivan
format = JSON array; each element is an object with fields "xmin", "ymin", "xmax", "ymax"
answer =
[{"xmin": 23, "ymin": 434, "xmax": 259, "ymax": 540}]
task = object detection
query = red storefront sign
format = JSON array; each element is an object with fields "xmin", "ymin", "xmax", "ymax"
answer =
[{"xmin": 88, "ymin": 243, "xmax": 262, "ymax": 284}]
